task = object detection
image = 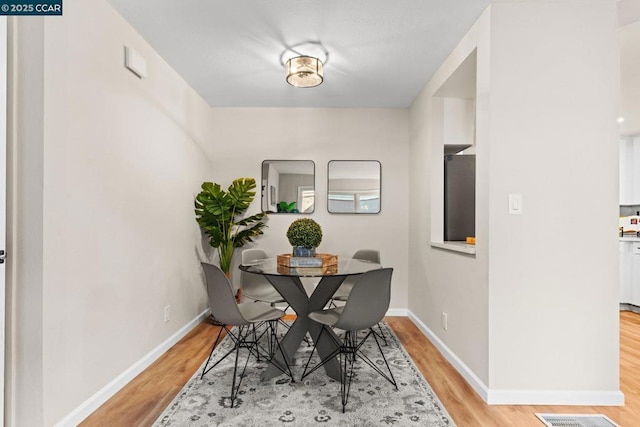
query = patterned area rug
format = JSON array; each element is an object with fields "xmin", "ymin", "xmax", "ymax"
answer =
[{"xmin": 153, "ymin": 321, "xmax": 455, "ymax": 426}]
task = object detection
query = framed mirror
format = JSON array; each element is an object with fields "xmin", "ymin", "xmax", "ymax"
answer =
[
  {"xmin": 261, "ymin": 160, "xmax": 315, "ymax": 213},
  {"xmin": 327, "ymin": 160, "xmax": 381, "ymax": 214}
]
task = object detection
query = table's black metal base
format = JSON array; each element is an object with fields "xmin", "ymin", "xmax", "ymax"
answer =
[{"xmin": 261, "ymin": 275, "xmax": 346, "ymax": 381}]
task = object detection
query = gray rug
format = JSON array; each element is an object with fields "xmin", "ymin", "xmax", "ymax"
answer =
[{"xmin": 153, "ymin": 321, "xmax": 455, "ymax": 426}]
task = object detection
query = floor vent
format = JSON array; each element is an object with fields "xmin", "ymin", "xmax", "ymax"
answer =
[{"xmin": 536, "ymin": 413, "xmax": 619, "ymax": 427}]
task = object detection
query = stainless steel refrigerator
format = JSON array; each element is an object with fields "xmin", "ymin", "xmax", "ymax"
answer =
[{"xmin": 444, "ymin": 154, "xmax": 475, "ymax": 241}]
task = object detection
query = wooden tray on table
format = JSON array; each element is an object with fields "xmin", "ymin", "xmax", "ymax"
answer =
[{"xmin": 277, "ymin": 253, "xmax": 338, "ymax": 268}]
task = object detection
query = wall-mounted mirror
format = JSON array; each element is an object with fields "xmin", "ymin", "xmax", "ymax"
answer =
[
  {"xmin": 262, "ymin": 160, "xmax": 315, "ymax": 213},
  {"xmin": 327, "ymin": 160, "xmax": 381, "ymax": 214}
]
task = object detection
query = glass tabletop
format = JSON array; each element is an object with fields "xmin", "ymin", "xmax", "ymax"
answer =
[{"xmin": 239, "ymin": 258, "xmax": 381, "ymax": 277}]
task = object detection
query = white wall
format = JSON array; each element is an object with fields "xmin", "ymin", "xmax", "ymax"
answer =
[
  {"xmin": 486, "ymin": 0, "xmax": 620, "ymax": 398},
  {"xmin": 208, "ymin": 108, "xmax": 410, "ymax": 311},
  {"xmin": 7, "ymin": 0, "xmax": 216, "ymax": 425},
  {"xmin": 6, "ymin": 14, "xmax": 46, "ymax": 427},
  {"xmin": 409, "ymin": 8, "xmax": 491, "ymax": 385},
  {"xmin": 409, "ymin": 0, "xmax": 621, "ymax": 404}
]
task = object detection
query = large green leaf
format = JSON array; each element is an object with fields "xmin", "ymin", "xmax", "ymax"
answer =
[
  {"xmin": 194, "ymin": 177, "xmax": 267, "ymax": 274},
  {"xmin": 233, "ymin": 222, "xmax": 266, "ymax": 247},
  {"xmin": 235, "ymin": 212, "xmax": 266, "ymax": 227},
  {"xmin": 227, "ymin": 178, "xmax": 256, "ymax": 213}
]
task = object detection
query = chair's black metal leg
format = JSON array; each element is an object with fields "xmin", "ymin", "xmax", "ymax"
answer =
[
  {"xmin": 275, "ymin": 304, "xmax": 292, "ymax": 330},
  {"xmin": 202, "ymin": 344, "xmax": 237, "ymax": 378},
  {"xmin": 236, "ymin": 332, "xmax": 255, "ymax": 403},
  {"xmin": 267, "ymin": 320, "xmax": 295, "ymax": 381},
  {"xmin": 372, "ymin": 328, "xmax": 396, "ymax": 389},
  {"xmin": 252, "ymin": 324, "xmax": 261, "ymax": 362},
  {"xmin": 200, "ymin": 325, "xmax": 224, "ymax": 379},
  {"xmin": 229, "ymin": 326, "xmax": 243, "ymax": 408},
  {"xmin": 201, "ymin": 325, "xmax": 241, "ymax": 379},
  {"xmin": 356, "ymin": 329, "xmax": 398, "ymax": 389},
  {"xmin": 272, "ymin": 318, "xmax": 282, "ymax": 355},
  {"xmin": 251, "ymin": 316, "xmax": 288, "ymax": 361},
  {"xmin": 376, "ymin": 322, "xmax": 389, "ymax": 346},
  {"xmin": 301, "ymin": 326, "xmax": 342, "ymax": 380},
  {"xmin": 202, "ymin": 321, "xmax": 300, "ymax": 407},
  {"xmin": 348, "ymin": 328, "xmax": 358, "ymax": 363},
  {"xmin": 250, "ymin": 324, "xmax": 275, "ymax": 360},
  {"xmin": 277, "ymin": 318, "xmax": 290, "ymax": 330},
  {"xmin": 228, "ymin": 326, "xmax": 258, "ymax": 408},
  {"xmin": 340, "ymin": 330, "xmax": 356, "ymax": 413},
  {"xmin": 301, "ymin": 326, "xmax": 324, "ymax": 379},
  {"xmin": 340, "ymin": 343, "xmax": 347, "ymax": 413}
]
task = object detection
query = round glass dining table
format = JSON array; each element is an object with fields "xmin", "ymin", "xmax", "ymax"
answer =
[{"xmin": 239, "ymin": 258, "xmax": 381, "ymax": 381}]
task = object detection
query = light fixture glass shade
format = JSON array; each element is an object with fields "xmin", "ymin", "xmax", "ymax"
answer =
[{"xmin": 286, "ymin": 56, "xmax": 324, "ymax": 88}]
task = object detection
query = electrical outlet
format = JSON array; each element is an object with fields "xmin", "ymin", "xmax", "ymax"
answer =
[
  {"xmin": 441, "ymin": 312, "xmax": 448, "ymax": 331},
  {"xmin": 164, "ymin": 305, "xmax": 171, "ymax": 323}
]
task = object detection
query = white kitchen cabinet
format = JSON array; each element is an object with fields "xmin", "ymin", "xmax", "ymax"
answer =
[
  {"xmin": 620, "ymin": 138, "xmax": 631, "ymax": 204},
  {"xmin": 620, "ymin": 241, "xmax": 632, "ymax": 304},
  {"xmin": 631, "ymin": 242, "xmax": 640, "ymax": 307},
  {"xmin": 620, "ymin": 136, "xmax": 640, "ymax": 205}
]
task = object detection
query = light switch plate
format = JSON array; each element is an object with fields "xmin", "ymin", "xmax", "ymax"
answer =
[{"xmin": 509, "ymin": 194, "xmax": 522, "ymax": 215}]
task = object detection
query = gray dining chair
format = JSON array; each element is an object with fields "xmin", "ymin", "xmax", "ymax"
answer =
[
  {"xmin": 301, "ymin": 268, "xmax": 397, "ymax": 413},
  {"xmin": 241, "ymin": 248, "xmax": 300, "ymax": 341},
  {"xmin": 330, "ymin": 249, "xmax": 388, "ymax": 345},
  {"xmin": 241, "ymin": 249, "xmax": 287, "ymax": 306},
  {"xmin": 331, "ymin": 249, "xmax": 381, "ymax": 301},
  {"xmin": 200, "ymin": 262, "xmax": 294, "ymax": 408}
]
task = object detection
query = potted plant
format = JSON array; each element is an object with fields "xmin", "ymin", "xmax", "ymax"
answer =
[
  {"xmin": 286, "ymin": 218, "xmax": 322, "ymax": 257},
  {"xmin": 194, "ymin": 177, "xmax": 266, "ymax": 276},
  {"xmin": 277, "ymin": 201, "xmax": 298, "ymax": 213}
]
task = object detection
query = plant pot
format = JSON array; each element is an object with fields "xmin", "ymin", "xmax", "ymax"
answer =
[{"xmin": 293, "ymin": 246, "xmax": 316, "ymax": 257}]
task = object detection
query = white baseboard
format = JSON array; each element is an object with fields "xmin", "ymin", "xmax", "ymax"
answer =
[
  {"xmin": 55, "ymin": 309, "xmax": 211, "ymax": 427},
  {"xmin": 487, "ymin": 390, "xmax": 624, "ymax": 406},
  {"xmin": 407, "ymin": 310, "xmax": 490, "ymax": 401},
  {"xmin": 386, "ymin": 308, "xmax": 408, "ymax": 316},
  {"xmin": 407, "ymin": 310, "xmax": 625, "ymax": 406}
]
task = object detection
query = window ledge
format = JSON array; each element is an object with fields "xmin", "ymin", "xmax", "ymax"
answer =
[{"xmin": 430, "ymin": 241, "xmax": 476, "ymax": 255}]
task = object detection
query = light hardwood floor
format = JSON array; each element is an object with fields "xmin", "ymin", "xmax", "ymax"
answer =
[{"xmin": 81, "ymin": 312, "xmax": 640, "ymax": 426}]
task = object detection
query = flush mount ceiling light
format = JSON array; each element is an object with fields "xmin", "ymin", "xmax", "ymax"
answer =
[
  {"xmin": 280, "ymin": 41, "xmax": 329, "ymax": 89},
  {"xmin": 286, "ymin": 56, "xmax": 324, "ymax": 88}
]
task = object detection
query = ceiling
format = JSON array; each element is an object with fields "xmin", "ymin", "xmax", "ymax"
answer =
[{"xmin": 106, "ymin": 0, "xmax": 489, "ymax": 108}]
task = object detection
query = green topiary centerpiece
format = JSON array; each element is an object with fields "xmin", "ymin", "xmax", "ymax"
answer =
[{"xmin": 286, "ymin": 218, "xmax": 322, "ymax": 257}]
